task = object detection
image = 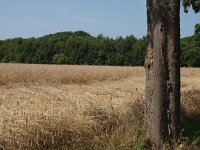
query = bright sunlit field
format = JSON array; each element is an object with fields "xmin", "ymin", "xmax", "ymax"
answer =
[{"xmin": 0, "ymin": 63, "xmax": 199, "ymax": 149}]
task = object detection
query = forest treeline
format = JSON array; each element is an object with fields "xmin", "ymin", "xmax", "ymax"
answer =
[{"xmin": 0, "ymin": 30, "xmax": 199, "ymax": 66}]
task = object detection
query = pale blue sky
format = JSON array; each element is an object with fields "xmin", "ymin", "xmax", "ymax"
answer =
[{"xmin": 0, "ymin": 0, "xmax": 199, "ymax": 40}]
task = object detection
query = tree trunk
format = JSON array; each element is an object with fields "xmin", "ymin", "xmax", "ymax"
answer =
[{"xmin": 144, "ymin": 0, "xmax": 181, "ymax": 149}]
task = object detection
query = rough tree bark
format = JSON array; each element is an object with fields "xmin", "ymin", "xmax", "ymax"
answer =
[{"xmin": 144, "ymin": 0, "xmax": 181, "ymax": 149}]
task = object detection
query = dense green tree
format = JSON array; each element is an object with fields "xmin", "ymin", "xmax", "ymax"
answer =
[
  {"xmin": 181, "ymin": 24, "xmax": 200, "ymax": 67},
  {"xmin": 0, "ymin": 30, "xmax": 198, "ymax": 67},
  {"xmin": 194, "ymin": 24, "xmax": 200, "ymax": 46},
  {"xmin": 52, "ymin": 54, "xmax": 68, "ymax": 64}
]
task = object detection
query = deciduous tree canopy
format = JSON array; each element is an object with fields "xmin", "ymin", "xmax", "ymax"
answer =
[
  {"xmin": 0, "ymin": 30, "xmax": 199, "ymax": 67},
  {"xmin": 183, "ymin": 0, "xmax": 200, "ymax": 13}
]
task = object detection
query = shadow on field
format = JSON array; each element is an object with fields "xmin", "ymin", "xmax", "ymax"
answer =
[
  {"xmin": 181, "ymin": 89, "xmax": 200, "ymax": 149},
  {"xmin": 182, "ymin": 111, "xmax": 200, "ymax": 139}
]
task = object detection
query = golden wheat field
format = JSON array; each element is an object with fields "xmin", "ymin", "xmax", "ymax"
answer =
[{"xmin": 0, "ymin": 63, "xmax": 200, "ymax": 150}]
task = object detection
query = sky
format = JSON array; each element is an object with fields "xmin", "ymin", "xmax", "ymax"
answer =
[{"xmin": 0, "ymin": 0, "xmax": 199, "ymax": 40}]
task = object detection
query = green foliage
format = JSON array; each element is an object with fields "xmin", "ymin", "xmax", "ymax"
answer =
[
  {"xmin": 181, "ymin": 25, "xmax": 200, "ymax": 67},
  {"xmin": 0, "ymin": 30, "xmax": 199, "ymax": 67},
  {"xmin": 182, "ymin": 0, "xmax": 200, "ymax": 13},
  {"xmin": 0, "ymin": 31, "xmax": 147, "ymax": 66},
  {"xmin": 182, "ymin": 0, "xmax": 200, "ymax": 66},
  {"xmin": 133, "ymin": 128, "xmax": 152, "ymax": 150},
  {"xmin": 52, "ymin": 54, "xmax": 68, "ymax": 64},
  {"xmin": 194, "ymin": 24, "xmax": 200, "ymax": 47},
  {"xmin": 195, "ymin": 24, "xmax": 200, "ymax": 34}
]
